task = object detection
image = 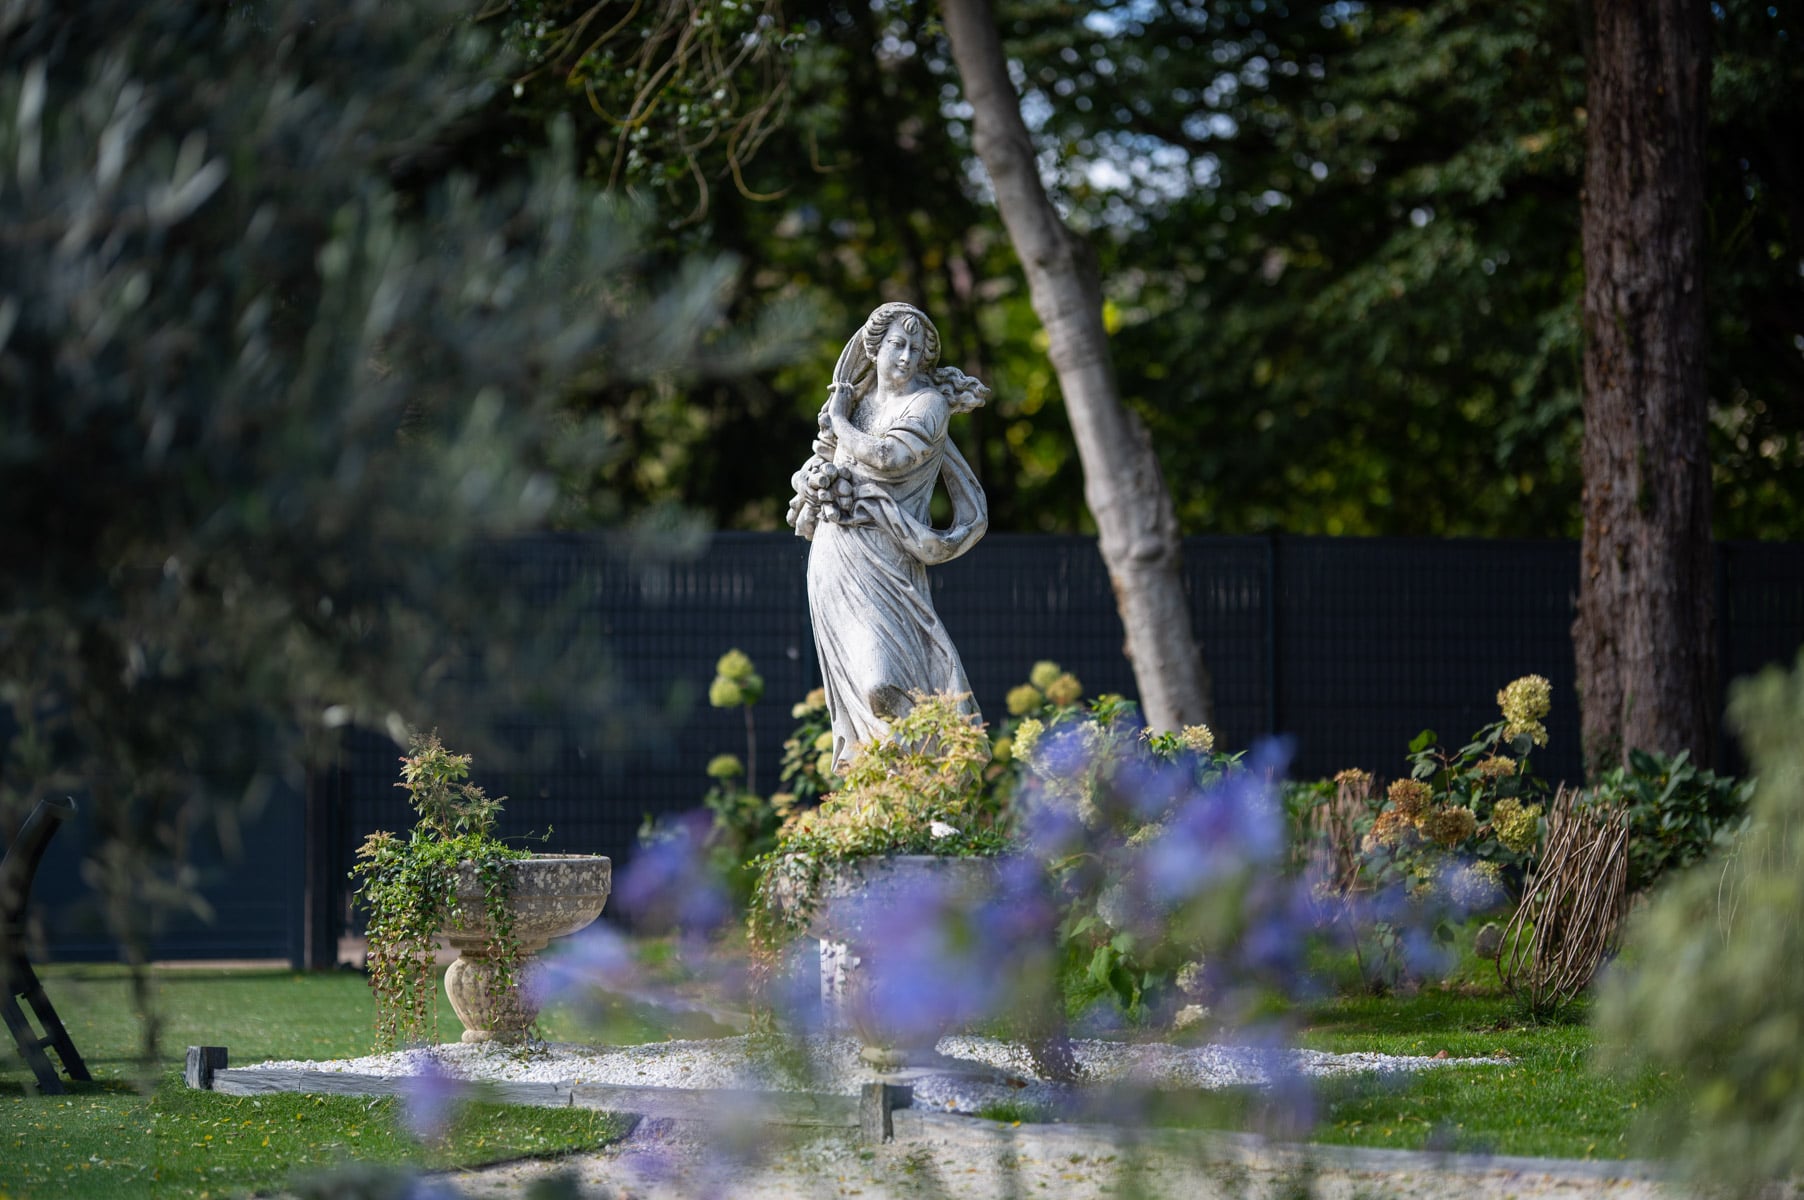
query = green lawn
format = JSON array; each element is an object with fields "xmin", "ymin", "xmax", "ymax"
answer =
[
  {"xmin": 1035, "ymin": 990, "xmax": 1673, "ymax": 1163},
  {"xmin": 0, "ymin": 965, "xmax": 631, "ymax": 1199},
  {"xmin": 1294, "ymin": 991, "xmax": 1672, "ymax": 1159},
  {"xmin": 0, "ymin": 958, "xmax": 1678, "ymax": 1198}
]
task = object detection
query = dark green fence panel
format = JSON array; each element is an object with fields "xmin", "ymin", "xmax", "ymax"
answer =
[{"xmin": 17, "ymin": 533, "xmax": 1802, "ymax": 962}]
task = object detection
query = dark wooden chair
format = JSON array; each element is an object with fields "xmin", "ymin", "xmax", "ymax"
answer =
[{"xmin": 1, "ymin": 798, "xmax": 92, "ymax": 1094}]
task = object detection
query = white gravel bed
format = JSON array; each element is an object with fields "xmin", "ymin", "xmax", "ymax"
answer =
[
  {"xmin": 252, "ymin": 1034, "xmax": 1475, "ymax": 1116},
  {"xmin": 936, "ymin": 1035, "xmax": 1462, "ymax": 1089},
  {"xmin": 914, "ymin": 1036, "xmax": 1468, "ymax": 1115}
]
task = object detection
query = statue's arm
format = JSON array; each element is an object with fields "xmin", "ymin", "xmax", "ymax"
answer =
[{"xmin": 829, "ymin": 387, "xmax": 942, "ymax": 476}]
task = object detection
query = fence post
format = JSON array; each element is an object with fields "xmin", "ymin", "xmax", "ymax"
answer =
[
  {"xmin": 1265, "ymin": 533, "xmax": 1280, "ymax": 740},
  {"xmin": 301, "ymin": 759, "xmax": 339, "ymax": 970}
]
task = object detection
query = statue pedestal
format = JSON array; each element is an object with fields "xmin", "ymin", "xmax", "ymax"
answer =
[{"xmin": 803, "ymin": 855, "xmax": 1002, "ymax": 1067}]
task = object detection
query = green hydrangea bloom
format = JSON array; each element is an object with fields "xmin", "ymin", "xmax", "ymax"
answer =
[
  {"xmin": 1421, "ymin": 805, "xmax": 1478, "ymax": 847},
  {"xmin": 1474, "ymin": 754, "xmax": 1518, "ymax": 780},
  {"xmin": 1179, "ymin": 724, "xmax": 1215, "ymax": 753},
  {"xmin": 1013, "ymin": 717, "xmax": 1045, "ymax": 763},
  {"xmin": 1497, "ymin": 674, "xmax": 1552, "ymax": 721},
  {"xmin": 1006, "ymin": 684, "xmax": 1044, "ymax": 716},
  {"xmin": 1492, "ymin": 796, "xmax": 1543, "ymax": 854},
  {"xmin": 1044, "ymin": 672, "xmax": 1083, "ymax": 707},
  {"xmin": 716, "ymin": 649, "xmax": 756, "ymax": 681},
  {"xmin": 1497, "ymin": 675, "xmax": 1552, "ymax": 745},
  {"xmin": 1387, "ymin": 778, "xmax": 1433, "ymax": 819}
]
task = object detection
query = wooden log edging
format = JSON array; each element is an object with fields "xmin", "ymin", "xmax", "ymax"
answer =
[
  {"xmin": 571, "ymin": 1083, "xmax": 857, "ymax": 1127},
  {"xmin": 192, "ymin": 1050, "xmax": 859, "ymax": 1129},
  {"xmin": 208, "ymin": 1067, "xmax": 574, "ymax": 1110}
]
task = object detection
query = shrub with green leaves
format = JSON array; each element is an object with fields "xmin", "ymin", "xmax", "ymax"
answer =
[
  {"xmin": 748, "ymin": 692, "xmax": 1005, "ymax": 952},
  {"xmin": 1309, "ymin": 676, "xmax": 1554, "ymax": 914},
  {"xmin": 775, "ymin": 687, "xmax": 837, "ymax": 810},
  {"xmin": 351, "ymin": 733, "xmax": 531, "ymax": 1047},
  {"xmin": 640, "ymin": 656, "xmax": 839, "ymax": 910},
  {"xmin": 1594, "ymin": 651, "xmax": 1804, "ymax": 1192},
  {"xmin": 1582, "ymin": 748, "xmax": 1754, "ymax": 893},
  {"xmin": 767, "ymin": 692, "xmax": 1001, "ymax": 862}
]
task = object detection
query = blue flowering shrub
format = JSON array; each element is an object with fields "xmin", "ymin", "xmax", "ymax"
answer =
[{"xmin": 1008, "ymin": 692, "xmax": 1322, "ymax": 1030}]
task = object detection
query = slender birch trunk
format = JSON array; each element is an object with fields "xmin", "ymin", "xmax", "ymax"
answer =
[{"xmin": 939, "ymin": 0, "xmax": 1211, "ymax": 732}]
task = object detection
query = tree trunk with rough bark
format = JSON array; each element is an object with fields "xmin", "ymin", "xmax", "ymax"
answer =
[
  {"xmin": 939, "ymin": 0, "xmax": 1211, "ymax": 732},
  {"xmin": 1573, "ymin": 0, "xmax": 1715, "ymax": 776}
]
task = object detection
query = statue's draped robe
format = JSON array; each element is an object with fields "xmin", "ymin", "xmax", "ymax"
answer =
[{"xmin": 802, "ymin": 386, "xmax": 987, "ymax": 768}]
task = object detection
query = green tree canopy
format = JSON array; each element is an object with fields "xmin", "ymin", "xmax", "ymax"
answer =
[{"xmin": 492, "ymin": 0, "xmax": 1804, "ymax": 541}]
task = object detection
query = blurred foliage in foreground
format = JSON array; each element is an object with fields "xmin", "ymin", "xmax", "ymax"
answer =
[
  {"xmin": 1595, "ymin": 650, "xmax": 1804, "ymax": 1192},
  {"xmin": 0, "ymin": 0, "xmax": 792, "ymax": 980}
]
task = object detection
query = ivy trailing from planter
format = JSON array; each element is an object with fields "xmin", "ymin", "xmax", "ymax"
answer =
[{"xmin": 351, "ymin": 732, "xmax": 530, "ymax": 1047}]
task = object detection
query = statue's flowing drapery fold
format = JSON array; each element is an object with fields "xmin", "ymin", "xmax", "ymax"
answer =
[{"xmin": 798, "ymin": 381, "xmax": 987, "ymax": 767}]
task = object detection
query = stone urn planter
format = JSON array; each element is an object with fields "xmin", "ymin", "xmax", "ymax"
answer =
[
  {"xmin": 791, "ymin": 854, "xmax": 1004, "ymax": 1067},
  {"xmin": 441, "ymin": 853, "xmax": 611, "ymax": 1043}
]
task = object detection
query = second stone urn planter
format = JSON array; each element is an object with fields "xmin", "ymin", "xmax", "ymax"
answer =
[
  {"xmin": 441, "ymin": 853, "xmax": 611, "ymax": 1043},
  {"xmin": 797, "ymin": 854, "xmax": 1004, "ymax": 1068}
]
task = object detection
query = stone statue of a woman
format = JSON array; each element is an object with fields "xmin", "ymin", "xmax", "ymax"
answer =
[{"xmin": 785, "ymin": 303, "xmax": 990, "ymax": 769}]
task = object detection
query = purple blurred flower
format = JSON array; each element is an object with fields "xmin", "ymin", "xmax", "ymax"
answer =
[
  {"xmin": 1350, "ymin": 882, "xmax": 1416, "ymax": 928},
  {"xmin": 1398, "ymin": 924, "xmax": 1456, "ymax": 980},
  {"xmin": 533, "ymin": 920, "xmax": 638, "ymax": 1008},
  {"xmin": 985, "ymin": 855, "xmax": 1062, "ymax": 938},
  {"xmin": 1435, "ymin": 857, "xmax": 1509, "ymax": 918},
  {"xmin": 1114, "ymin": 754, "xmax": 1189, "ymax": 823},
  {"xmin": 1234, "ymin": 875, "xmax": 1321, "ymax": 986},
  {"xmin": 771, "ymin": 939, "xmax": 830, "ymax": 1035},
  {"xmin": 399, "ymin": 1178, "xmax": 463, "ymax": 1200},
  {"xmin": 786, "ymin": 857, "xmax": 1064, "ymax": 1045},
  {"xmin": 619, "ymin": 1140, "xmax": 682, "ymax": 1186},
  {"xmin": 1018, "ymin": 780, "xmax": 1086, "ymax": 857},
  {"xmin": 853, "ymin": 881, "xmax": 993, "ymax": 1040},
  {"xmin": 616, "ymin": 812, "xmax": 732, "ymax": 936},
  {"xmin": 1254, "ymin": 1043, "xmax": 1317, "ymax": 1141},
  {"xmin": 1141, "ymin": 751, "xmax": 1288, "ymax": 907},
  {"xmin": 398, "ymin": 1054, "xmax": 465, "ymax": 1143},
  {"xmin": 1037, "ymin": 722, "xmax": 1100, "ymax": 780}
]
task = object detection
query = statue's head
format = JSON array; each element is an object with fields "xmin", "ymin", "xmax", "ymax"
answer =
[{"xmin": 860, "ymin": 303, "xmax": 941, "ymax": 373}]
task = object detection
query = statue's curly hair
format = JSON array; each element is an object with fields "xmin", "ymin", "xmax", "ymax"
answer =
[
  {"xmin": 859, "ymin": 302, "xmax": 942, "ymax": 369},
  {"xmin": 854, "ymin": 303, "xmax": 989, "ymax": 413}
]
